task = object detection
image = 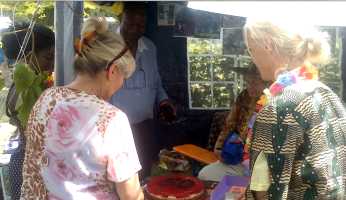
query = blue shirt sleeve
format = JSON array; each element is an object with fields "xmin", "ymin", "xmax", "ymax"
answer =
[{"xmin": 152, "ymin": 44, "xmax": 168, "ymax": 104}]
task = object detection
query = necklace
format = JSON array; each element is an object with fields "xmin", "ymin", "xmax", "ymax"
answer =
[
  {"xmin": 269, "ymin": 63, "xmax": 318, "ymax": 97},
  {"xmin": 256, "ymin": 63, "xmax": 319, "ymax": 110}
]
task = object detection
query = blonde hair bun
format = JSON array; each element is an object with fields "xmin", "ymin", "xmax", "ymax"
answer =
[
  {"xmin": 303, "ymin": 33, "xmax": 331, "ymax": 64},
  {"xmin": 81, "ymin": 17, "xmax": 109, "ymax": 36},
  {"xmin": 245, "ymin": 19, "xmax": 331, "ymax": 65},
  {"xmin": 75, "ymin": 17, "xmax": 135, "ymax": 79}
]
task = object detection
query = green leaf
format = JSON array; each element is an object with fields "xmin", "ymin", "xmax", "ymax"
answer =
[
  {"xmin": 33, "ymin": 85, "xmax": 43, "ymax": 98},
  {"xmin": 15, "ymin": 93, "xmax": 23, "ymax": 111},
  {"xmin": 33, "ymin": 75, "xmax": 45, "ymax": 91},
  {"xmin": 12, "ymin": 64, "xmax": 49, "ymax": 128},
  {"xmin": 13, "ymin": 64, "xmax": 36, "ymax": 93},
  {"xmin": 17, "ymin": 105, "xmax": 29, "ymax": 127},
  {"xmin": 16, "ymin": 89, "xmax": 37, "ymax": 126}
]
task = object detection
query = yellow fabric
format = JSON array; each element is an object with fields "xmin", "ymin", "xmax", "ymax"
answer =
[
  {"xmin": 249, "ymin": 151, "xmax": 270, "ymax": 191},
  {"xmin": 111, "ymin": 2, "xmax": 124, "ymax": 16}
]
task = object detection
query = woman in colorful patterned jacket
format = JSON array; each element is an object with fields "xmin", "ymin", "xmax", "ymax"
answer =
[
  {"xmin": 20, "ymin": 17, "xmax": 144, "ymax": 200},
  {"xmin": 244, "ymin": 19, "xmax": 345, "ymax": 199}
]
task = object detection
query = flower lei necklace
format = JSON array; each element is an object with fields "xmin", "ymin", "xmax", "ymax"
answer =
[{"xmin": 256, "ymin": 63, "xmax": 319, "ymax": 110}]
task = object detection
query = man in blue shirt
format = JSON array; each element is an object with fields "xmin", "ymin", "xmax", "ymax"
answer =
[{"xmin": 110, "ymin": 2, "xmax": 176, "ymax": 179}]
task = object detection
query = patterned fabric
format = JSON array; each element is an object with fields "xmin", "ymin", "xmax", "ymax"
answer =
[
  {"xmin": 214, "ymin": 90, "xmax": 259, "ymax": 153},
  {"xmin": 207, "ymin": 111, "xmax": 228, "ymax": 151},
  {"xmin": 247, "ymin": 80, "xmax": 346, "ymax": 199},
  {"xmin": 6, "ymin": 84, "xmax": 26, "ymax": 200},
  {"xmin": 243, "ymin": 112, "xmax": 258, "ymax": 161},
  {"xmin": 20, "ymin": 87, "xmax": 141, "ymax": 200},
  {"xmin": 8, "ymin": 138, "xmax": 25, "ymax": 200}
]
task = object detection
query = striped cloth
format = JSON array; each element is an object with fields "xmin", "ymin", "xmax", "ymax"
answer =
[{"xmin": 247, "ymin": 80, "xmax": 346, "ymax": 199}]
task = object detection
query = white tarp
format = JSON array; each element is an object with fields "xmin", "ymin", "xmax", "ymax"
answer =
[{"xmin": 188, "ymin": 1, "xmax": 346, "ymax": 27}]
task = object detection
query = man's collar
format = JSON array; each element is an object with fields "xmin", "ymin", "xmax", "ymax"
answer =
[
  {"xmin": 137, "ymin": 37, "xmax": 148, "ymax": 53},
  {"xmin": 117, "ymin": 27, "xmax": 148, "ymax": 53}
]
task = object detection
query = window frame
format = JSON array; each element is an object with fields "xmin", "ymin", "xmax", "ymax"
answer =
[{"xmin": 187, "ymin": 49, "xmax": 249, "ymax": 110}]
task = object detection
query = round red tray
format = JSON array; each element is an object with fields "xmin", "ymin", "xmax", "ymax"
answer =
[{"xmin": 146, "ymin": 174, "xmax": 205, "ymax": 199}]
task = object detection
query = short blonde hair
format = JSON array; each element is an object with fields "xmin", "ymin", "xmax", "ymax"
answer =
[
  {"xmin": 244, "ymin": 19, "xmax": 331, "ymax": 66},
  {"xmin": 75, "ymin": 17, "xmax": 135, "ymax": 78}
]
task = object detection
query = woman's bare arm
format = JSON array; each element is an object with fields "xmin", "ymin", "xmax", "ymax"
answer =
[{"xmin": 116, "ymin": 173, "xmax": 144, "ymax": 200}]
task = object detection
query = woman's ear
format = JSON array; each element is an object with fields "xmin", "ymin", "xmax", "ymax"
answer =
[
  {"xmin": 264, "ymin": 39, "xmax": 274, "ymax": 54},
  {"xmin": 106, "ymin": 63, "xmax": 117, "ymax": 79}
]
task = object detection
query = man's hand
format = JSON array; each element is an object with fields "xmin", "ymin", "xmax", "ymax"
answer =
[
  {"xmin": 214, "ymin": 149, "xmax": 222, "ymax": 160},
  {"xmin": 158, "ymin": 99, "xmax": 177, "ymax": 123}
]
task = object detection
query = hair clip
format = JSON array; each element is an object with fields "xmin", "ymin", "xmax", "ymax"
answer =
[
  {"xmin": 74, "ymin": 31, "xmax": 97, "ymax": 56},
  {"xmin": 83, "ymin": 31, "xmax": 96, "ymax": 43},
  {"xmin": 74, "ymin": 38, "xmax": 82, "ymax": 56}
]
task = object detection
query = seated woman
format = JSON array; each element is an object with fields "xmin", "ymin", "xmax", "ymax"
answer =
[
  {"xmin": 2, "ymin": 23, "xmax": 54, "ymax": 200},
  {"xmin": 20, "ymin": 17, "xmax": 144, "ymax": 200},
  {"xmin": 198, "ymin": 64, "xmax": 266, "ymax": 182}
]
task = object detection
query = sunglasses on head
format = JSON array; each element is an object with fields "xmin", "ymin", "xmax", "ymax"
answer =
[{"xmin": 106, "ymin": 47, "xmax": 129, "ymax": 70}]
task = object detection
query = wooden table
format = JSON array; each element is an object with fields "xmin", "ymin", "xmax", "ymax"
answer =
[{"xmin": 173, "ymin": 144, "xmax": 218, "ymax": 165}]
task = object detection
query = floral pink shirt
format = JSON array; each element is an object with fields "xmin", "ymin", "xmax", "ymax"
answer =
[{"xmin": 21, "ymin": 87, "xmax": 141, "ymax": 200}]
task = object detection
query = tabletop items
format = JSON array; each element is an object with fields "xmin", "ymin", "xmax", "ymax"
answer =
[{"xmin": 144, "ymin": 173, "xmax": 249, "ymax": 200}]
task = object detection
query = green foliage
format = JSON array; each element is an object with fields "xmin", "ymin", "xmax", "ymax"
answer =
[
  {"xmin": 13, "ymin": 63, "xmax": 36, "ymax": 92},
  {"xmin": 83, "ymin": 2, "xmax": 119, "ymax": 18},
  {"xmin": 319, "ymin": 27, "xmax": 342, "ymax": 96},
  {"xmin": 191, "ymin": 83, "xmax": 212, "ymax": 108},
  {"xmin": 213, "ymin": 83, "xmax": 234, "ymax": 108},
  {"xmin": 188, "ymin": 38, "xmax": 221, "ymax": 55},
  {"xmin": 13, "ymin": 63, "xmax": 48, "ymax": 127},
  {"xmin": 213, "ymin": 56, "xmax": 236, "ymax": 81},
  {"xmin": 0, "ymin": 1, "xmax": 118, "ymax": 27},
  {"xmin": 0, "ymin": 1, "xmax": 54, "ymax": 27},
  {"xmin": 188, "ymin": 38, "xmax": 242, "ymax": 109},
  {"xmin": 189, "ymin": 56, "xmax": 211, "ymax": 81}
]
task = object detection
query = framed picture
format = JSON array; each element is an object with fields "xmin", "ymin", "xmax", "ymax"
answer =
[
  {"xmin": 173, "ymin": 6, "xmax": 221, "ymax": 39},
  {"xmin": 222, "ymin": 15, "xmax": 246, "ymax": 28},
  {"xmin": 222, "ymin": 28, "xmax": 246, "ymax": 55},
  {"xmin": 157, "ymin": 2, "xmax": 176, "ymax": 26}
]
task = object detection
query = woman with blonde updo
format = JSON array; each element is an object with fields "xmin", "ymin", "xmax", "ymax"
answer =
[
  {"xmin": 244, "ymin": 19, "xmax": 345, "ymax": 199},
  {"xmin": 20, "ymin": 17, "xmax": 144, "ymax": 200}
]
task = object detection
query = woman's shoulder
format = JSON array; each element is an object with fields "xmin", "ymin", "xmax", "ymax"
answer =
[
  {"xmin": 39, "ymin": 87, "xmax": 122, "ymax": 116},
  {"xmin": 40, "ymin": 87, "xmax": 129, "ymax": 120},
  {"xmin": 289, "ymin": 80, "xmax": 330, "ymax": 94},
  {"xmin": 272, "ymin": 80, "xmax": 344, "ymax": 120},
  {"xmin": 276, "ymin": 80, "xmax": 329, "ymax": 106}
]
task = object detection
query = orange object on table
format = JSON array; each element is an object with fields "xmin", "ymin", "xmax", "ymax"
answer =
[{"xmin": 173, "ymin": 144, "xmax": 218, "ymax": 165}]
